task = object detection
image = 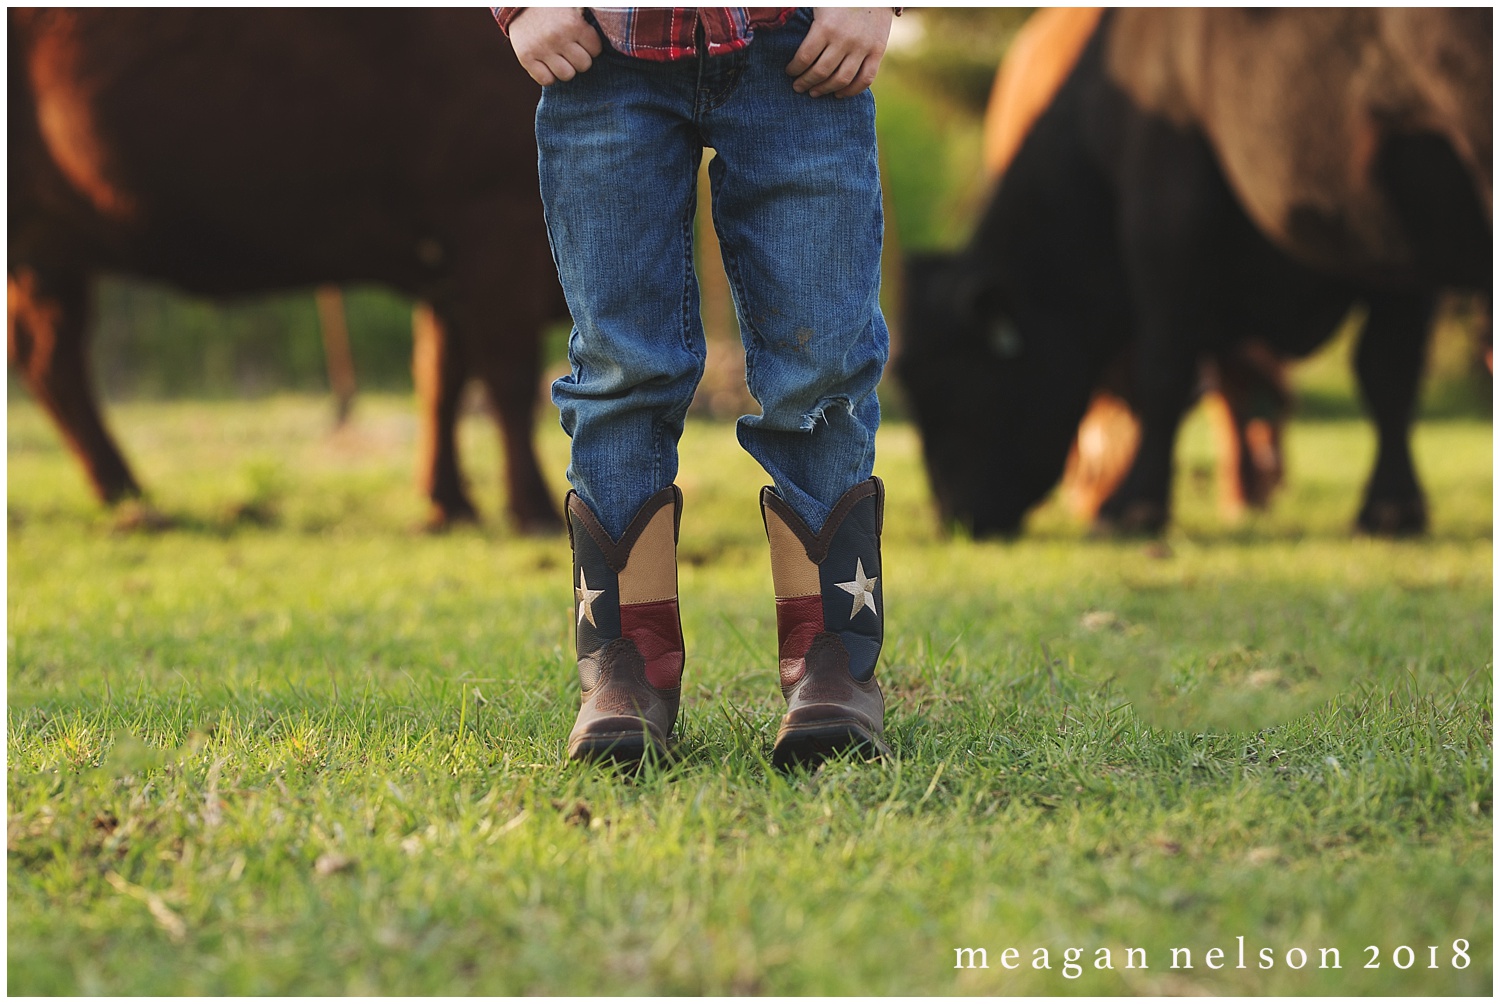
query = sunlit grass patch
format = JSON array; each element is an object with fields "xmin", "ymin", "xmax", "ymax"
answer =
[{"xmin": 7, "ymin": 395, "xmax": 1492, "ymax": 994}]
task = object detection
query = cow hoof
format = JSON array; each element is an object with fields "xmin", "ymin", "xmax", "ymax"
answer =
[
  {"xmin": 112, "ymin": 500, "xmax": 174, "ymax": 533},
  {"xmin": 1355, "ymin": 498, "xmax": 1428, "ymax": 537},
  {"xmin": 1092, "ymin": 500, "xmax": 1168, "ymax": 538},
  {"xmin": 420, "ymin": 505, "xmax": 480, "ymax": 534}
]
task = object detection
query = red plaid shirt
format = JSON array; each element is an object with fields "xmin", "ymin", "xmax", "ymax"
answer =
[{"xmin": 493, "ymin": 8, "xmax": 798, "ymax": 61}]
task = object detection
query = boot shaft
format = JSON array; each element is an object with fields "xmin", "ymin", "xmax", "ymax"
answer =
[
  {"xmin": 567, "ymin": 485, "xmax": 684, "ymax": 691},
  {"xmin": 761, "ymin": 478, "xmax": 884, "ymax": 688}
]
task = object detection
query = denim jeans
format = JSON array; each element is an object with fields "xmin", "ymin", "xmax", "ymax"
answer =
[{"xmin": 537, "ymin": 8, "xmax": 890, "ymax": 540}]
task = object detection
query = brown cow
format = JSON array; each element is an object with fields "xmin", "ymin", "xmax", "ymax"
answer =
[
  {"xmin": 8, "ymin": 8, "xmax": 561, "ymax": 531},
  {"xmin": 982, "ymin": 7, "xmax": 1291, "ymax": 525},
  {"xmin": 900, "ymin": 8, "xmax": 1490, "ymax": 537}
]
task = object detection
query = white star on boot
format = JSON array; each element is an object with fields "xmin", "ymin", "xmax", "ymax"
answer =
[
  {"xmin": 576, "ymin": 568, "xmax": 606, "ymax": 627},
  {"xmin": 835, "ymin": 558, "xmax": 878, "ymax": 621}
]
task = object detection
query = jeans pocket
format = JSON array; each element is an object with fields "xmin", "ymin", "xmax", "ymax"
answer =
[{"xmin": 581, "ymin": 9, "xmax": 621, "ymax": 59}]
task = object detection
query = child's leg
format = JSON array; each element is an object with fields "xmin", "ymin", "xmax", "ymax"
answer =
[
  {"xmin": 537, "ymin": 54, "xmax": 707, "ymax": 541},
  {"xmin": 701, "ymin": 14, "xmax": 893, "ymax": 765},
  {"xmin": 537, "ymin": 51, "xmax": 705, "ymax": 761},
  {"xmin": 700, "ymin": 12, "xmax": 890, "ymax": 535}
]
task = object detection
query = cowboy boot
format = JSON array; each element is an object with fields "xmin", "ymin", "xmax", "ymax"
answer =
[
  {"xmin": 760, "ymin": 477, "xmax": 891, "ymax": 768},
  {"xmin": 565, "ymin": 485, "xmax": 684, "ymax": 762}
]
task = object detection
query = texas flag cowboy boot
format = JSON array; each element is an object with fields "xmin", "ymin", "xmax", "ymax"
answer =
[
  {"xmin": 760, "ymin": 477, "xmax": 891, "ymax": 768},
  {"xmin": 565, "ymin": 485, "xmax": 684, "ymax": 763}
]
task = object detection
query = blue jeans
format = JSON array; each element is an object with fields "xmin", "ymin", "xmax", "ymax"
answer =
[{"xmin": 537, "ymin": 8, "xmax": 890, "ymax": 540}]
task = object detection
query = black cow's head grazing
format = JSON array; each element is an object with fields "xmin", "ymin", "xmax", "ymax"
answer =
[{"xmin": 897, "ymin": 251, "xmax": 1099, "ymax": 537}]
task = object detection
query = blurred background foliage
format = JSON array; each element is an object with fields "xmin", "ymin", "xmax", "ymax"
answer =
[
  {"xmin": 25, "ymin": 7, "xmax": 1489, "ymax": 421},
  {"xmin": 88, "ymin": 282, "xmax": 416, "ymax": 399}
]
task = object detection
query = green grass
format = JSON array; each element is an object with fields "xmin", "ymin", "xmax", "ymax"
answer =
[{"xmin": 7, "ymin": 391, "xmax": 1492, "ymax": 994}]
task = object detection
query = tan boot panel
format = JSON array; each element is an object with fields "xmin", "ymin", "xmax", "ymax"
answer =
[
  {"xmin": 764, "ymin": 503, "xmax": 821, "ymax": 598},
  {"xmin": 618, "ymin": 503, "xmax": 679, "ymax": 604}
]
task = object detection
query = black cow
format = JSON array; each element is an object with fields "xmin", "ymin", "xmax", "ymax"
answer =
[
  {"xmin": 899, "ymin": 8, "xmax": 1491, "ymax": 537},
  {"xmin": 9, "ymin": 8, "xmax": 562, "ymax": 531}
]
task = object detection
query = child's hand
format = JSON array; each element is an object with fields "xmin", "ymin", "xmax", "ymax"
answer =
[
  {"xmin": 786, "ymin": 8, "xmax": 894, "ymax": 98},
  {"xmin": 508, "ymin": 7, "xmax": 603, "ymax": 86}
]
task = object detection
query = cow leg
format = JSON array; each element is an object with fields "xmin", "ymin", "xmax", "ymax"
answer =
[
  {"xmin": 1096, "ymin": 225, "xmax": 1211, "ymax": 531},
  {"xmin": 412, "ymin": 299, "xmax": 479, "ymax": 528},
  {"xmin": 423, "ymin": 285, "xmax": 560, "ymax": 535},
  {"xmin": 449, "ymin": 297, "xmax": 560, "ymax": 535},
  {"xmin": 1214, "ymin": 343, "xmax": 1290, "ymax": 513},
  {"xmin": 1097, "ymin": 127, "xmax": 1236, "ymax": 536},
  {"xmin": 475, "ymin": 325, "xmax": 559, "ymax": 535},
  {"xmin": 8, "ymin": 267, "xmax": 141, "ymax": 504},
  {"xmin": 426, "ymin": 198, "xmax": 563, "ymax": 536},
  {"xmin": 1353, "ymin": 291, "xmax": 1435, "ymax": 536},
  {"xmin": 1094, "ymin": 338, "xmax": 1199, "ymax": 535}
]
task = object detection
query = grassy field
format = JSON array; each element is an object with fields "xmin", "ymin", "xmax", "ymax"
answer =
[{"xmin": 7, "ymin": 392, "xmax": 1492, "ymax": 994}]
